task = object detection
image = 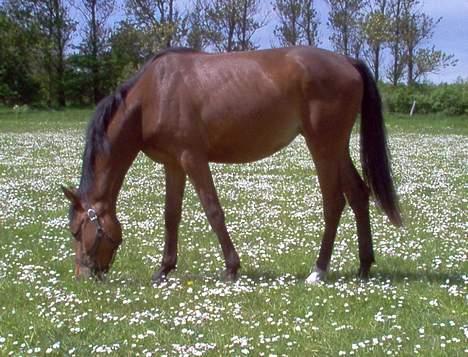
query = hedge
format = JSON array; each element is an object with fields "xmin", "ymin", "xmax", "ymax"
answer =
[{"xmin": 379, "ymin": 81, "xmax": 468, "ymax": 116}]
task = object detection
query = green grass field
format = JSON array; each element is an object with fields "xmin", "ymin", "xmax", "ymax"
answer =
[{"xmin": 0, "ymin": 108, "xmax": 467, "ymax": 356}]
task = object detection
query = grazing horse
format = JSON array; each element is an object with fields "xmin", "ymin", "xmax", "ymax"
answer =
[{"xmin": 62, "ymin": 46, "xmax": 401, "ymax": 283}]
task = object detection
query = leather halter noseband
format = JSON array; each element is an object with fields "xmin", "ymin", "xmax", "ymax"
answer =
[{"xmin": 75, "ymin": 207, "xmax": 120, "ymax": 271}]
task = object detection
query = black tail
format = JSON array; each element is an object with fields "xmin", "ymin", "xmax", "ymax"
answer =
[{"xmin": 353, "ymin": 60, "xmax": 402, "ymax": 227}]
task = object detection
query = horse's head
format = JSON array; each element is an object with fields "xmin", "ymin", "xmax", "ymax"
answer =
[{"xmin": 62, "ymin": 186, "xmax": 122, "ymax": 280}]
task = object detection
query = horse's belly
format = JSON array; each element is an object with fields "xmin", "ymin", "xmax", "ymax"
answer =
[{"xmin": 206, "ymin": 116, "xmax": 301, "ymax": 163}]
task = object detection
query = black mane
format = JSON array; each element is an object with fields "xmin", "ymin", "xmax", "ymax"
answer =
[{"xmin": 78, "ymin": 47, "xmax": 196, "ymax": 197}]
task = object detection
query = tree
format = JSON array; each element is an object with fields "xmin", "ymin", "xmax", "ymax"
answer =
[
  {"xmin": 74, "ymin": 0, "xmax": 115, "ymax": 103},
  {"xmin": 125, "ymin": 0, "xmax": 187, "ymax": 50},
  {"xmin": 386, "ymin": 0, "xmax": 457, "ymax": 85},
  {"xmin": 327, "ymin": 0, "xmax": 365, "ymax": 58},
  {"xmin": 204, "ymin": 0, "xmax": 265, "ymax": 52},
  {"xmin": 273, "ymin": 0, "xmax": 320, "ymax": 47},
  {"xmin": 37, "ymin": 0, "xmax": 76, "ymax": 106},
  {"xmin": 361, "ymin": 0, "xmax": 391, "ymax": 81},
  {"xmin": 109, "ymin": 21, "xmax": 149, "ymax": 84},
  {"xmin": 399, "ymin": 0, "xmax": 456, "ymax": 85},
  {"xmin": 413, "ymin": 46, "xmax": 457, "ymax": 83},
  {"xmin": 386, "ymin": 0, "xmax": 405, "ymax": 85},
  {"xmin": 3, "ymin": 0, "xmax": 75, "ymax": 106},
  {"xmin": 0, "ymin": 9, "xmax": 41, "ymax": 104},
  {"xmin": 186, "ymin": 0, "xmax": 210, "ymax": 50}
]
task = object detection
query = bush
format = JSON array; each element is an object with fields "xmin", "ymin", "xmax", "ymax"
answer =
[{"xmin": 379, "ymin": 80, "xmax": 468, "ymax": 115}]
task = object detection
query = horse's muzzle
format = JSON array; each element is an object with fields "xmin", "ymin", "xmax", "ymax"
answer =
[{"xmin": 75, "ymin": 264, "xmax": 106, "ymax": 281}]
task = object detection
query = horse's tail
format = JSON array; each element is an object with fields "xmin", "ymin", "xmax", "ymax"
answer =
[{"xmin": 352, "ymin": 60, "xmax": 402, "ymax": 227}]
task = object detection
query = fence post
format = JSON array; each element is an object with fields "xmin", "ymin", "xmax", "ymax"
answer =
[{"xmin": 410, "ymin": 100, "xmax": 416, "ymax": 117}]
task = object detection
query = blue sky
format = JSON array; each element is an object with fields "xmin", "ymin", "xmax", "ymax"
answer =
[
  {"xmin": 422, "ymin": 0, "xmax": 468, "ymax": 82},
  {"xmin": 253, "ymin": 0, "xmax": 468, "ymax": 83}
]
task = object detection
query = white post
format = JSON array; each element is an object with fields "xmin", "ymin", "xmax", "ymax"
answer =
[{"xmin": 410, "ymin": 100, "xmax": 416, "ymax": 117}]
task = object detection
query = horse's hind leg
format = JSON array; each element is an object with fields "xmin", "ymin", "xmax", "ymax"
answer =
[
  {"xmin": 152, "ymin": 163, "xmax": 186, "ymax": 284},
  {"xmin": 180, "ymin": 152, "xmax": 240, "ymax": 281},
  {"xmin": 305, "ymin": 146, "xmax": 346, "ymax": 284},
  {"xmin": 341, "ymin": 158, "xmax": 375, "ymax": 279}
]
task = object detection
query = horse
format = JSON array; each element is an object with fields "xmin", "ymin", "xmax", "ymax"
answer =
[{"xmin": 62, "ymin": 46, "xmax": 402, "ymax": 284}]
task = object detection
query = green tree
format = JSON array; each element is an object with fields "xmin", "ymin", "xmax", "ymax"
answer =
[
  {"xmin": 37, "ymin": 0, "xmax": 76, "ymax": 106},
  {"xmin": 186, "ymin": 0, "xmax": 210, "ymax": 50},
  {"xmin": 109, "ymin": 21, "xmax": 149, "ymax": 84},
  {"xmin": 327, "ymin": 0, "xmax": 365, "ymax": 58},
  {"xmin": 125, "ymin": 0, "xmax": 188, "ymax": 51},
  {"xmin": 398, "ymin": 0, "xmax": 456, "ymax": 85},
  {"xmin": 0, "ymin": 10, "xmax": 41, "ymax": 104},
  {"xmin": 387, "ymin": 0, "xmax": 405, "ymax": 85},
  {"xmin": 64, "ymin": 53, "xmax": 94, "ymax": 105},
  {"xmin": 74, "ymin": 0, "xmax": 115, "ymax": 103},
  {"xmin": 362, "ymin": 0, "xmax": 391, "ymax": 82},
  {"xmin": 413, "ymin": 46, "xmax": 457, "ymax": 83},
  {"xmin": 3, "ymin": 0, "xmax": 75, "ymax": 106},
  {"xmin": 204, "ymin": 0, "xmax": 265, "ymax": 52},
  {"xmin": 273, "ymin": 0, "xmax": 320, "ymax": 47}
]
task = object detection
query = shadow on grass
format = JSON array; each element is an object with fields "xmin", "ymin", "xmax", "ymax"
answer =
[
  {"xmin": 367, "ymin": 268, "xmax": 463, "ymax": 284},
  {"xmin": 242, "ymin": 267, "xmax": 463, "ymax": 285},
  {"xmin": 74, "ymin": 265, "xmax": 463, "ymax": 289}
]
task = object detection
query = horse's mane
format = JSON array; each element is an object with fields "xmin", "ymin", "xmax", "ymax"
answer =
[{"xmin": 78, "ymin": 47, "xmax": 196, "ymax": 197}]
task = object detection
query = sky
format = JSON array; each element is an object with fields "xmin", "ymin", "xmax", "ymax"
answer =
[
  {"xmin": 254, "ymin": 0, "xmax": 468, "ymax": 83},
  {"xmin": 421, "ymin": 0, "xmax": 468, "ymax": 82}
]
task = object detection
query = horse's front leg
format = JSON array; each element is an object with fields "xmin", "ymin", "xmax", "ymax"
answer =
[
  {"xmin": 181, "ymin": 152, "xmax": 240, "ymax": 281},
  {"xmin": 152, "ymin": 163, "xmax": 186, "ymax": 284}
]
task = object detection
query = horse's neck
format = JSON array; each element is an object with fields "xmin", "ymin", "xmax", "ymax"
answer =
[{"xmin": 86, "ymin": 113, "xmax": 142, "ymax": 211}]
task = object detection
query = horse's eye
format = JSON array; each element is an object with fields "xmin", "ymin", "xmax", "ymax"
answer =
[{"xmin": 71, "ymin": 221, "xmax": 83, "ymax": 240}]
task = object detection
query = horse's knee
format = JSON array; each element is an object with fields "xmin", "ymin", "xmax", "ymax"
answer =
[
  {"xmin": 206, "ymin": 205, "xmax": 225, "ymax": 227},
  {"xmin": 346, "ymin": 183, "xmax": 369, "ymax": 213}
]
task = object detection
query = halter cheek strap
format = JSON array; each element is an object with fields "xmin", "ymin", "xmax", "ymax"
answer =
[
  {"xmin": 87, "ymin": 208, "xmax": 103, "ymax": 233},
  {"xmin": 77, "ymin": 207, "xmax": 120, "ymax": 270},
  {"xmin": 85, "ymin": 208, "xmax": 105, "ymax": 258}
]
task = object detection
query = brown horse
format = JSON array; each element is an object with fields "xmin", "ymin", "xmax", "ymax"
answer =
[{"xmin": 62, "ymin": 46, "xmax": 401, "ymax": 283}]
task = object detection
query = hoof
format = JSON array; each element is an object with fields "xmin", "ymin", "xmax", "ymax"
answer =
[
  {"xmin": 305, "ymin": 266, "xmax": 327, "ymax": 285},
  {"xmin": 151, "ymin": 271, "xmax": 168, "ymax": 285},
  {"xmin": 222, "ymin": 270, "xmax": 238, "ymax": 282},
  {"xmin": 357, "ymin": 266, "xmax": 371, "ymax": 281}
]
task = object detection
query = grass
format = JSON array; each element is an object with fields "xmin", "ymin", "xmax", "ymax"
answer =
[
  {"xmin": 0, "ymin": 107, "xmax": 467, "ymax": 356},
  {"xmin": 386, "ymin": 113, "xmax": 468, "ymax": 135},
  {"xmin": 0, "ymin": 106, "xmax": 91, "ymax": 132}
]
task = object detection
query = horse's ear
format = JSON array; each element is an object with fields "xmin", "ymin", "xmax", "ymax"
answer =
[{"xmin": 61, "ymin": 186, "xmax": 81, "ymax": 209}]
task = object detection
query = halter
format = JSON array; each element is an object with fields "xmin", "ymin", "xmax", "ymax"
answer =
[
  {"xmin": 75, "ymin": 207, "xmax": 121, "ymax": 272},
  {"xmin": 87, "ymin": 208, "xmax": 103, "ymax": 233}
]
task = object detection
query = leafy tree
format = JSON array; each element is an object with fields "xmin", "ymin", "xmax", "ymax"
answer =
[
  {"xmin": 0, "ymin": 10, "xmax": 41, "ymax": 104},
  {"xmin": 398, "ymin": 0, "xmax": 456, "ymax": 85},
  {"xmin": 413, "ymin": 46, "xmax": 457, "ymax": 83},
  {"xmin": 3, "ymin": 0, "xmax": 75, "ymax": 106},
  {"xmin": 327, "ymin": 0, "xmax": 365, "ymax": 58},
  {"xmin": 37, "ymin": 0, "xmax": 76, "ymax": 106},
  {"xmin": 204, "ymin": 0, "xmax": 265, "ymax": 52},
  {"xmin": 361, "ymin": 0, "xmax": 391, "ymax": 81},
  {"xmin": 386, "ymin": 0, "xmax": 456, "ymax": 85},
  {"xmin": 109, "ymin": 21, "xmax": 150, "ymax": 85},
  {"xmin": 64, "ymin": 53, "xmax": 94, "ymax": 105},
  {"xmin": 273, "ymin": 0, "xmax": 320, "ymax": 47},
  {"xmin": 186, "ymin": 0, "xmax": 210, "ymax": 50},
  {"xmin": 386, "ymin": 0, "xmax": 405, "ymax": 85},
  {"xmin": 125, "ymin": 0, "xmax": 188, "ymax": 50},
  {"xmin": 74, "ymin": 0, "xmax": 115, "ymax": 103}
]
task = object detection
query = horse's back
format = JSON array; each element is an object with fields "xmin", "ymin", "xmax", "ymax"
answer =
[{"xmin": 140, "ymin": 47, "xmax": 362, "ymax": 164}]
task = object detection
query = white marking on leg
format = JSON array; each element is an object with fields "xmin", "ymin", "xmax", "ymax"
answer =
[{"xmin": 305, "ymin": 266, "xmax": 327, "ymax": 285}]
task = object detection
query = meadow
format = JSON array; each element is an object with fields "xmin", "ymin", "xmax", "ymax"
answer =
[{"xmin": 0, "ymin": 108, "xmax": 466, "ymax": 356}]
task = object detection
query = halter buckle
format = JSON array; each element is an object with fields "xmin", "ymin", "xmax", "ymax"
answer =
[{"xmin": 87, "ymin": 208, "xmax": 98, "ymax": 222}]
